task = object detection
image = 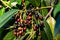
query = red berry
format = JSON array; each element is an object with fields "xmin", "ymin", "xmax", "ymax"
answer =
[
  {"xmin": 39, "ymin": 16, "xmax": 43, "ymax": 20},
  {"xmin": 28, "ymin": 21, "xmax": 31, "ymax": 24},
  {"xmin": 27, "ymin": 16, "xmax": 32, "ymax": 20},
  {"xmin": 23, "ymin": 20, "xmax": 26, "ymax": 23},
  {"xmin": 0, "ymin": 5, "xmax": 2, "ymax": 9},
  {"xmin": 23, "ymin": 27, "xmax": 27, "ymax": 31},
  {"xmin": 33, "ymin": 26, "xmax": 37, "ymax": 31},
  {"xmin": 17, "ymin": 18, "xmax": 20, "ymax": 22},
  {"xmin": 14, "ymin": 31, "xmax": 17, "ymax": 36},
  {"xmin": 19, "ymin": 31, "xmax": 23, "ymax": 35},
  {"xmin": 21, "ymin": 32, "xmax": 25, "ymax": 36}
]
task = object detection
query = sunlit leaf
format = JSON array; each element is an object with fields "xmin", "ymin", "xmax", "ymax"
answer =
[
  {"xmin": 0, "ymin": 7, "xmax": 5, "ymax": 16},
  {"xmin": 47, "ymin": 16, "xmax": 56, "ymax": 36}
]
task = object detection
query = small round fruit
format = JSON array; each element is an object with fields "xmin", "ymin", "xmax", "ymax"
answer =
[
  {"xmin": 17, "ymin": 18, "xmax": 20, "ymax": 22},
  {"xmin": 39, "ymin": 16, "xmax": 43, "ymax": 20},
  {"xmin": 35, "ymin": 14, "xmax": 39, "ymax": 19},
  {"xmin": 21, "ymin": 32, "xmax": 25, "ymax": 36},
  {"xmin": 27, "ymin": 16, "xmax": 32, "ymax": 20},
  {"xmin": 0, "ymin": 5, "xmax": 2, "ymax": 9},
  {"xmin": 15, "ymin": 21, "xmax": 18, "ymax": 24},
  {"xmin": 38, "ymin": 32, "xmax": 41, "ymax": 36},
  {"xmin": 14, "ymin": 31, "xmax": 17, "ymax": 36},
  {"xmin": 33, "ymin": 26, "xmax": 37, "ymax": 31},
  {"xmin": 18, "ymin": 27, "xmax": 23, "ymax": 31},
  {"xmin": 23, "ymin": 27, "xmax": 27, "ymax": 31},
  {"xmin": 19, "ymin": 31, "xmax": 23, "ymax": 35},
  {"xmin": 28, "ymin": 21, "xmax": 31, "ymax": 24},
  {"xmin": 23, "ymin": 20, "xmax": 27, "ymax": 24}
]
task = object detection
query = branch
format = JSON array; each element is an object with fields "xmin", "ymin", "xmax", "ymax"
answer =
[{"xmin": 45, "ymin": 6, "xmax": 53, "ymax": 19}]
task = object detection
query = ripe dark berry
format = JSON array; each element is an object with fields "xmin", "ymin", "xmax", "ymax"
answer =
[
  {"xmin": 20, "ymin": 23, "xmax": 24, "ymax": 27},
  {"xmin": 0, "ymin": 5, "xmax": 2, "ymax": 9},
  {"xmin": 31, "ymin": 10, "xmax": 35, "ymax": 14},
  {"xmin": 23, "ymin": 20, "xmax": 27, "ymax": 24},
  {"xmin": 17, "ymin": 18, "xmax": 20, "ymax": 22},
  {"xmin": 39, "ymin": 16, "xmax": 43, "ymax": 20},
  {"xmin": 28, "ymin": 21, "xmax": 32, "ymax": 24},
  {"xmin": 35, "ymin": 14, "xmax": 39, "ymax": 19},
  {"xmin": 23, "ymin": 27, "xmax": 27, "ymax": 31},
  {"xmin": 21, "ymin": 32, "xmax": 25, "ymax": 36},
  {"xmin": 33, "ymin": 26, "xmax": 37, "ymax": 31},
  {"xmin": 15, "ymin": 21, "xmax": 18, "ymax": 24}
]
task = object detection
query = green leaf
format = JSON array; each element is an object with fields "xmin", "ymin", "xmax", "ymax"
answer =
[
  {"xmin": 0, "ymin": 7, "xmax": 5, "ymax": 16},
  {"xmin": 47, "ymin": 16, "xmax": 56, "ymax": 36},
  {"xmin": 43, "ymin": 19, "xmax": 53, "ymax": 40},
  {"xmin": 25, "ymin": 1, "xmax": 30, "ymax": 7},
  {"xmin": 29, "ymin": 0, "xmax": 41, "ymax": 7},
  {"xmin": 0, "ymin": 9, "xmax": 18, "ymax": 28},
  {"xmin": 53, "ymin": 2, "xmax": 60, "ymax": 17},
  {"xmin": 40, "ymin": 0, "xmax": 48, "ymax": 16},
  {"xmin": 16, "ymin": 0, "xmax": 22, "ymax": 5},
  {"xmin": 3, "ymin": 30, "xmax": 15, "ymax": 40},
  {"xmin": 40, "ymin": 9, "xmax": 48, "ymax": 16}
]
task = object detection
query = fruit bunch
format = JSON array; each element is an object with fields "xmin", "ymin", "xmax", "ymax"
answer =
[
  {"xmin": 12, "ymin": 0, "xmax": 44, "ymax": 39},
  {"xmin": 13, "ymin": 9, "xmax": 44, "ymax": 38}
]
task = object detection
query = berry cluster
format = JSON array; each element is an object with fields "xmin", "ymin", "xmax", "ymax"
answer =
[{"xmin": 13, "ymin": 10, "xmax": 44, "ymax": 38}]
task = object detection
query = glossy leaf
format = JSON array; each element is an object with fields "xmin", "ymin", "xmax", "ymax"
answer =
[
  {"xmin": 53, "ymin": 2, "xmax": 60, "ymax": 17},
  {"xmin": 47, "ymin": 16, "xmax": 56, "ymax": 36},
  {"xmin": 0, "ymin": 9, "xmax": 18, "ymax": 28}
]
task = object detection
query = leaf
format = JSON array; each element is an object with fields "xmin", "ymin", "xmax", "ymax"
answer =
[
  {"xmin": 54, "ymin": 13, "xmax": 60, "ymax": 36},
  {"xmin": 43, "ymin": 19, "xmax": 53, "ymax": 40},
  {"xmin": 40, "ymin": 0, "xmax": 48, "ymax": 16},
  {"xmin": 29, "ymin": 0, "xmax": 41, "ymax": 7},
  {"xmin": 53, "ymin": 2, "xmax": 60, "ymax": 17},
  {"xmin": 56, "ymin": 34, "xmax": 60, "ymax": 40},
  {"xmin": 0, "ymin": 7, "xmax": 5, "ymax": 16},
  {"xmin": 0, "ymin": 9, "xmax": 18, "ymax": 28},
  {"xmin": 16, "ymin": 0, "xmax": 22, "ymax": 5},
  {"xmin": 25, "ymin": 0, "xmax": 30, "ymax": 7},
  {"xmin": 3, "ymin": 30, "xmax": 15, "ymax": 40},
  {"xmin": 47, "ymin": 16, "xmax": 56, "ymax": 36}
]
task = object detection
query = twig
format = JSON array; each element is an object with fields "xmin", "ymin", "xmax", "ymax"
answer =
[
  {"xmin": 45, "ymin": 6, "xmax": 53, "ymax": 19},
  {"xmin": 0, "ymin": 0, "xmax": 11, "ymax": 8}
]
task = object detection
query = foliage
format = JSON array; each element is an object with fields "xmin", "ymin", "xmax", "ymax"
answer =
[{"xmin": 0, "ymin": 0, "xmax": 60, "ymax": 40}]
